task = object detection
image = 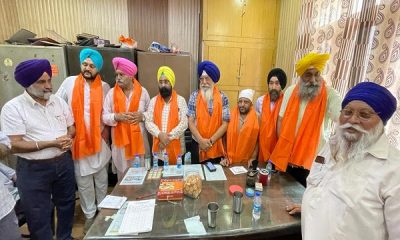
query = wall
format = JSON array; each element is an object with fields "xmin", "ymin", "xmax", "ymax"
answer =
[
  {"xmin": 275, "ymin": 0, "xmax": 302, "ymax": 85},
  {"xmin": 0, "ymin": 0, "xmax": 19, "ymax": 43},
  {"xmin": 1, "ymin": 0, "xmax": 129, "ymax": 44}
]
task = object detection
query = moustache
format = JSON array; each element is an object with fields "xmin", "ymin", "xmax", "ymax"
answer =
[{"xmin": 339, "ymin": 123, "xmax": 368, "ymax": 134}]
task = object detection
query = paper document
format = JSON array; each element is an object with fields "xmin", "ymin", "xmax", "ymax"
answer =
[
  {"xmin": 204, "ymin": 164, "xmax": 227, "ymax": 181},
  {"xmin": 120, "ymin": 167, "xmax": 147, "ymax": 185},
  {"xmin": 119, "ymin": 199, "xmax": 156, "ymax": 235},
  {"xmin": 98, "ymin": 195, "xmax": 127, "ymax": 209},
  {"xmin": 184, "ymin": 215, "xmax": 206, "ymax": 235},
  {"xmin": 105, "ymin": 203, "xmax": 132, "ymax": 236},
  {"xmin": 184, "ymin": 164, "xmax": 205, "ymax": 180},
  {"xmin": 162, "ymin": 165, "xmax": 184, "ymax": 177},
  {"xmin": 229, "ymin": 166, "xmax": 248, "ymax": 175}
]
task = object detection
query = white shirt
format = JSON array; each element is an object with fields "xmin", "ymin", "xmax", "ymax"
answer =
[
  {"xmin": 0, "ymin": 132, "xmax": 14, "ymax": 220},
  {"xmin": 1, "ymin": 91, "xmax": 74, "ymax": 160},
  {"xmin": 102, "ymin": 87, "xmax": 150, "ymax": 173},
  {"xmin": 255, "ymin": 95, "xmax": 276, "ymax": 115},
  {"xmin": 56, "ymin": 76, "xmax": 111, "ymax": 176},
  {"xmin": 302, "ymin": 134, "xmax": 400, "ymax": 240},
  {"xmin": 144, "ymin": 94, "xmax": 188, "ymax": 160}
]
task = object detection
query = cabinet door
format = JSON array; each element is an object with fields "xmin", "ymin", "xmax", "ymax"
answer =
[
  {"xmin": 239, "ymin": 47, "xmax": 273, "ymax": 88},
  {"xmin": 241, "ymin": 0, "xmax": 278, "ymax": 39},
  {"xmin": 203, "ymin": 0, "xmax": 242, "ymax": 38}
]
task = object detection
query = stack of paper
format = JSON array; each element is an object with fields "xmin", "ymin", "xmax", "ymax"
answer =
[
  {"xmin": 120, "ymin": 167, "xmax": 147, "ymax": 185},
  {"xmin": 204, "ymin": 164, "xmax": 227, "ymax": 181},
  {"xmin": 98, "ymin": 195, "xmax": 127, "ymax": 209},
  {"xmin": 119, "ymin": 199, "xmax": 156, "ymax": 235}
]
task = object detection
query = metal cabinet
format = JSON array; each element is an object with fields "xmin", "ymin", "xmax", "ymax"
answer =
[{"xmin": 0, "ymin": 44, "xmax": 68, "ymax": 108}]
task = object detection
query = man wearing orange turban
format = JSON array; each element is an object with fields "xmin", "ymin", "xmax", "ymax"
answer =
[{"xmin": 270, "ymin": 52, "xmax": 342, "ymax": 187}]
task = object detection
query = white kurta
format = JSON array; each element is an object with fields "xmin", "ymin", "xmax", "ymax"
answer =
[
  {"xmin": 302, "ymin": 133, "xmax": 400, "ymax": 240},
  {"xmin": 102, "ymin": 87, "xmax": 150, "ymax": 174},
  {"xmin": 56, "ymin": 76, "xmax": 111, "ymax": 176}
]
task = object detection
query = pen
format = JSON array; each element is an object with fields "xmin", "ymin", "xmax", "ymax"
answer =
[{"xmin": 136, "ymin": 193, "xmax": 156, "ymax": 200}]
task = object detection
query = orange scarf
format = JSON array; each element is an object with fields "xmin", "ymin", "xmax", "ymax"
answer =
[
  {"xmin": 270, "ymin": 81, "xmax": 327, "ymax": 171},
  {"xmin": 152, "ymin": 90, "xmax": 181, "ymax": 164},
  {"xmin": 227, "ymin": 107, "xmax": 259, "ymax": 164},
  {"xmin": 258, "ymin": 93, "xmax": 283, "ymax": 162},
  {"xmin": 71, "ymin": 74, "xmax": 103, "ymax": 160},
  {"xmin": 113, "ymin": 79, "xmax": 145, "ymax": 159},
  {"xmin": 196, "ymin": 87, "xmax": 225, "ymax": 161}
]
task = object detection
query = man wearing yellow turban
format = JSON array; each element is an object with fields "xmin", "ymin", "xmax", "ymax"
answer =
[
  {"xmin": 270, "ymin": 52, "xmax": 342, "ymax": 187},
  {"xmin": 144, "ymin": 66, "xmax": 188, "ymax": 165}
]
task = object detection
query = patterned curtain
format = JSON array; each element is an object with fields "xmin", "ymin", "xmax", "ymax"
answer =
[{"xmin": 294, "ymin": 0, "xmax": 400, "ymax": 148}]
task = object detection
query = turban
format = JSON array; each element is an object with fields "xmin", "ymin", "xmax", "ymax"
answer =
[
  {"xmin": 79, "ymin": 48, "xmax": 103, "ymax": 71},
  {"xmin": 238, "ymin": 89, "xmax": 255, "ymax": 103},
  {"xmin": 342, "ymin": 82, "xmax": 397, "ymax": 125},
  {"xmin": 157, "ymin": 66, "xmax": 175, "ymax": 87},
  {"xmin": 267, "ymin": 68, "xmax": 287, "ymax": 89},
  {"xmin": 112, "ymin": 57, "xmax": 137, "ymax": 77},
  {"xmin": 295, "ymin": 52, "xmax": 330, "ymax": 76},
  {"xmin": 14, "ymin": 59, "xmax": 52, "ymax": 88},
  {"xmin": 198, "ymin": 60, "xmax": 220, "ymax": 83}
]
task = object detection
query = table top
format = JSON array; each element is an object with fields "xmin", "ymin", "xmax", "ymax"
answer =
[{"xmin": 84, "ymin": 165, "xmax": 304, "ymax": 239}]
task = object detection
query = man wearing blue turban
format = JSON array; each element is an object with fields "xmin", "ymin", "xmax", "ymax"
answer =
[
  {"xmin": 56, "ymin": 48, "xmax": 111, "ymax": 232},
  {"xmin": 1, "ymin": 59, "xmax": 76, "ymax": 239},
  {"xmin": 289, "ymin": 82, "xmax": 400, "ymax": 240},
  {"xmin": 187, "ymin": 60, "xmax": 230, "ymax": 164}
]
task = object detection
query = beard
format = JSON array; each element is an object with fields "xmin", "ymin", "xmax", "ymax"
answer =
[
  {"xmin": 269, "ymin": 89, "xmax": 280, "ymax": 102},
  {"xmin": 298, "ymin": 80, "xmax": 321, "ymax": 100},
  {"xmin": 27, "ymin": 85, "xmax": 52, "ymax": 100},
  {"xmin": 82, "ymin": 70, "xmax": 97, "ymax": 80},
  {"xmin": 331, "ymin": 121, "xmax": 384, "ymax": 165},
  {"xmin": 200, "ymin": 86, "xmax": 213, "ymax": 103},
  {"xmin": 239, "ymin": 106, "xmax": 250, "ymax": 115},
  {"xmin": 159, "ymin": 87, "xmax": 172, "ymax": 98}
]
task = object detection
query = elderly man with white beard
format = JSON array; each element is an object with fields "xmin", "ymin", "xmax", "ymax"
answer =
[
  {"xmin": 187, "ymin": 61, "xmax": 230, "ymax": 164},
  {"xmin": 270, "ymin": 52, "xmax": 342, "ymax": 186},
  {"xmin": 290, "ymin": 82, "xmax": 399, "ymax": 240}
]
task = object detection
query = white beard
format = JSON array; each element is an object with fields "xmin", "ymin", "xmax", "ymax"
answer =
[
  {"xmin": 298, "ymin": 80, "xmax": 321, "ymax": 100},
  {"xmin": 331, "ymin": 121, "xmax": 384, "ymax": 165},
  {"xmin": 201, "ymin": 86, "xmax": 213, "ymax": 103}
]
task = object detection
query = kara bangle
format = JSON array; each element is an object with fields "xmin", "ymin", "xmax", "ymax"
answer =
[{"xmin": 35, "ymin": 141, "xmax": 40, "ymax": 150}]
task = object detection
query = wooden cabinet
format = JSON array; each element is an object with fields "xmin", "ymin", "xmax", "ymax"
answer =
[{"xmin": 202, "ymin": 0, "xmax": 280, "ymax": 104}]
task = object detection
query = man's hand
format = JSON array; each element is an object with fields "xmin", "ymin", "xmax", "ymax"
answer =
[
  {"xmin": 199, "ymin": 138, "xmax": 212, "ymax": 151},
  {"xmin": 286, "ymin": 204, "xmax": 301, "ymax": 215},
  {"xmin": 128, "ymin": 112, "xmax": 143, "ymax": 124},
  {"xmin": 114, "ymin": 113, "xmax": 130, "ymax": 123},
  {"xmin": 220, "ymin": 157, "xmax": 230, "ymax": 167},
  {"xmin": 0, "ymin": 143, "xmax": 10, "ymax": 159},
  {"xmin": 55, "ymin": 135, "xmax": 72, "ymax": 151},
  {"xmin": 101, "ymin": 126, "xmax": 111, "ymax": 144},
  {"xmin": 158, "ymin": 132, "xmax": 170, "ymax": 147}
]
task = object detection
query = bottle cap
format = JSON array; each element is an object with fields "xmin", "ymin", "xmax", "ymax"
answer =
[
  {"xmin": 229, "ymin": 185, "xmax": 243, "ymax": 195},
  {"xmin": 245, "ymin": 188, "xmax": 255, "ymax": 197}
]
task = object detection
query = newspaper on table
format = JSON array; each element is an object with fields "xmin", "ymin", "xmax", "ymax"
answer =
[
  {"xmin": 120, "ymin": 167, "xmax": 147, "ymax": 185},
  {"xmin": 98, "ymin": 195, "xmax": 127, "ymax": 209},
  {"xmin": 229, "ymin": 166, "xmax": 248, "ymax": 175}
]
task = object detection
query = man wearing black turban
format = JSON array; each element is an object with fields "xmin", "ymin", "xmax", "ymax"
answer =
[
  {"xmin": 255, "ymin": 68, "xmax": 287, "ymax": 166},
  {"xmin": 1, "ymin": 59, "xmax": 76, "ymax": 239},
  {"xmin": 288, "ymin": 82, "xmax": 400, "ymax": 240}
]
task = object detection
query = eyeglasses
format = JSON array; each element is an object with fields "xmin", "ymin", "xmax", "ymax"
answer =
[{"xmin": 340, "ymin": 108, "xmax": 379, "ymax": 121}]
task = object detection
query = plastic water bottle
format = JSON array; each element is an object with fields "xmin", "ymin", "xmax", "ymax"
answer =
[
  {"xmin": 177, "ymin": 154, "xmax": 182, "ymax": 169},
  {"xmin": 164, "ymin": 152, "xmax": 169, "ymax": 170},
  {"xmin": 184, "ymin": 152, "xmax": 191, "ymax": 165},
  {"xmin": 252, "ymin": 191, "xmax": 262, "ymax": 220},
  {"xmin": 153, "ymin": 152, "xmax": 158, "ymax": 170},
  {"xmin": 266, "ymin": 160, "xmax": 273, "ymax": 182},
  {"xmin": 133, "ymin": 154, "xmax": 140, "ymax": 173}
]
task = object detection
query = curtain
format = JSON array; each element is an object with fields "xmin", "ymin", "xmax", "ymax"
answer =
[{"xmin": 294, "ymin": 0, "xmax": 400, "ymax": 148}]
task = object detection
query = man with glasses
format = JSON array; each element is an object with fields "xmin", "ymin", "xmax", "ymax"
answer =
[
  {"xmin": 270, "ymin": 52, "xmax": 342, "ymax": 186},
  {"xmin": 187, "ymin": 61, "xmax": 230, "ymax": 164},
  {"xmin": 56, "ymin": 48, "xmax": 111, "ymax": 232},
  {"xmin": 294, "ymin": 82, "xmax": 399, "ymax": 240}
]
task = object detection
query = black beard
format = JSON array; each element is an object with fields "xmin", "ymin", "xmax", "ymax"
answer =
[
  {"xmin": 82, "ymin": 70, "xmax": 96, "ymax": 80},
  {"xmin": 269, "ymin": 89, "xmax": 280, "ymax": 101},
  {"xmin": 159, "ymin": 87, "xmax": 172, "ymax": 98}
]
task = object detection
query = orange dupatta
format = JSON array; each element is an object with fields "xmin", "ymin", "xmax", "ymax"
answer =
[
  {"xmin": 71, "ymin": 74, "xmax": 103, "ymax": 160},
  {"xmin": 196, "ymin": 87, "xmax": 225, "ymax": 162},
  {"xmin": 258, "ymin": 93, "xmax": 283, "ymax": 162},
  {"xmin": 113, "ymin": 79, "xmax": 145, "ymax": 159},
  {"xmin": 226, "ymin": 107, "xmax": 259, "ymax": 164},
  {"xmin": 270, "ymin": 81, "xmax": 327, "ymax": 171},
  {"xmin": 152, "ymin": 90, "xmax": 181, "ymax": 164}
]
